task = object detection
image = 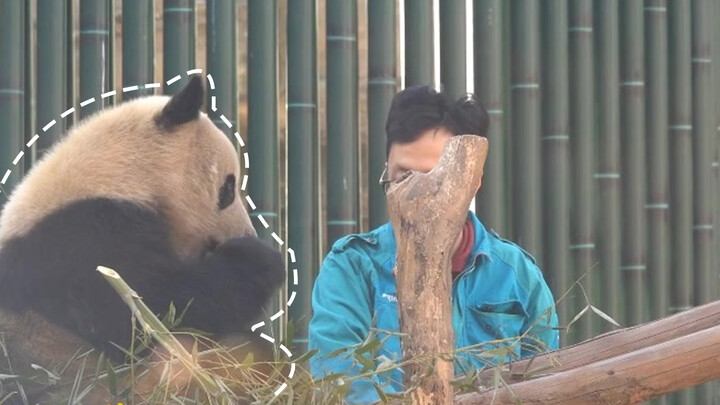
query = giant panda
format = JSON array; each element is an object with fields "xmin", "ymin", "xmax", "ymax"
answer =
[{"xmin": 0, "ymin": 76, "xmax": 285, "ymax": 404}]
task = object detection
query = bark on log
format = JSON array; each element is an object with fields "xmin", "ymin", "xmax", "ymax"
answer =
[
  {"xmin": 386, "ymin": 135, "xmax": 489, "ymax": 405},
  {"xmin": 455, "ymin": 323, "xmax": 720, "ymax": 404},
  {"xmin": 468, "ymin": 299, "xmax": 720, "ymax": 387}
]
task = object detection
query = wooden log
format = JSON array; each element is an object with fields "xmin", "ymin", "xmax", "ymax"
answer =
[
  {"xmin": 467, "ymin": 299, "xmax": 720, "ymax": 387},
  {"xmin": 455, "ymin": 322, "xmax": 720, "ymax": 404},
  {"xmin": 386, "ymin": 135, "xmax": 489, "ymax": 405}
]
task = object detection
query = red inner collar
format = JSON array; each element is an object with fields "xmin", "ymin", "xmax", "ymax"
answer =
[{"xmin": 451, "ymin": 218, "xmax": 475, "ymax": 274}]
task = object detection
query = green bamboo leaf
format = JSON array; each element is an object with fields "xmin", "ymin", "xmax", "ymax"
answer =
[
  {"xmin": 566, "ymin": 305, "xmax": 590, "ymax": 332},
  {"xmin": 375, "ymin": 355, "xmax": 397, "ymax": 373},
  {"xmin": 291, "ymin": 349, "xmax": 318, "ymax": 364},
  {"xmin": 326, "ymin": 345, "xmax": 354, "ymax": 359},
  {"xmin": 354, "ymin": 336, "xmax": 382, "ymax": 355},
  {"xmin": 372, "ymin": 381, "xmax": 389, "ymax": 403},
  {"xmin": 353, "ymin": 352, "xmax": 375, "ymax": 373},
  {"xmin": 30, "ymin": 363, "xmax": 60, "ymax": 383},
  {"xmin": 590, "ymin": 305, "xmax": 621, "ymax": 328}
]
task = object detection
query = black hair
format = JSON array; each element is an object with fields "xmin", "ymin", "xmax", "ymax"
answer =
[{"xmin": 384, "ymin": 85, "xmax": 489, "ymax": 157}]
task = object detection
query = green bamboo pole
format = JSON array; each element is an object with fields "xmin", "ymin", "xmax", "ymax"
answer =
[
  {"xmin": 97, "ymin": 266, "xmax": 224, "ymax": 397},
  {"xmin": 643, "ymin": 0, "xmax": 670, "ymax": 398},
  {"xmin": 667, "ymin": 0, "xmax": 694, "ymax": 325},
  {"xmin": 568, "ymin": 0, "xmax": 595, "ymax": 343},
  {"xmin": 404, "ymin": 0, "xmax": 434, "ymax": 86},
  {"xmin": 644, "ymin": 0, "xmax": 669, "ymax": 395},
  {"xmin": 24, "ymin": 0, "xmax": 36, "ymax": 171},
  {"xmin": 439, "ymin": 0, "xmax": 466, "ymax": 100},
  {"xmin": 206, "ymin": 0, "xmax": 237, "ymax": 139},
  {"xmin": 644, "ymin": 0, "xmax": 670, "ymax": 329},
  {"xmin": 66, "ymin": 0, "xmax": 76, "ymax": 125},
  {"xmin": 474, "ymin": 0, "xmax": 506, "ymax": 236},
  {"xmin": 509, "ymin": 0, "xmax": 541, "ymax": 263},
  {"xmin": 79, "ymin": 0, "xmax": 112, "ymax": 119},
  {"xmin": 325, "ymin": 0, "xmax": 358, "ymax": 247},
  {"xmin": 691, "ymin": 0, "xmax": 714, "ymax": 306},
  {"xmin": 287, "ymin": 0, "xmax": 317, "ymax": 353},
  {"xmin": 35, "ymin": 0, "xmax": 67, "ymax": 160},
  {"xmin": 538, "ymin": 0, "xmax": 570, "ymax": 346},
  {"xmin": 714, "ymin": 0, "xmax": 720, "ymax": 305},
  {"xmin": 368, "ymin": 0, "xmax": 395, "ymax": 229},
  {"xmin": 122, "ymin": 0, "xmax": 154, "ymax": 99},
  {"xmin": 0, "ymin": 0, "xmax": 25, "ymax": 202},
  {"xmin": 691, "ymin": 2, "xmax": 716, "ymax": 402},
  {"xmin": 618, "ymin": 0, "xmax": 647, "ymax": 329},
  {"xmin": 163, "ymin": 0, "xmax": 194, "ymax": 94},
  {"xmin": 594, "ymin": 0, "xmax": 622, "ymax": 338},
  {"xmin": 248, "ymin": 0, "xmax": 279, "ymax": 239},
  {"xmin": 668, "ymin": 2, "xmax": 695, "ymax": 403}
]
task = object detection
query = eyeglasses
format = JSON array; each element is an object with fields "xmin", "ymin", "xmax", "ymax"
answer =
[{"xmin": 378, "ymin": 163, "xmax": 391, "ymax": 194}]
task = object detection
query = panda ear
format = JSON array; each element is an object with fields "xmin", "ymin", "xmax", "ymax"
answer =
[{"xmin": 155, "ymin": 75, "xmax": 205, "ymax": 130}]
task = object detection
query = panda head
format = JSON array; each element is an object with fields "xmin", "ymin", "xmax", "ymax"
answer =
[{"xmin": 0, "ymin": 76, "xmax": 255, "ymax": 260}]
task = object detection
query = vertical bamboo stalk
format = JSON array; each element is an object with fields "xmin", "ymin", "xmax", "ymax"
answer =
[
  {"xmin": 643, "ymin": 2, "xmax": 670, "ymax": 400},
  {"xmin": 316, "ymin": 0, "xmax": 329, "ymax": 258},
  {"xmin": 690, "ymin": 0, "xmax": 714, "ymax": 306},
  {"xmin": 509, "ymin": 0, "xmax": 541, "ymax": 263},
  {"xmin": 668, "ymin": 2, "xmax": 695, "ymax": 403},
  {"xmin": 66, "ymin": 0, "xmax": 78, "ymax": 122},
  {"xmin": 618, "ymin": 0, "xmax": 647, "ymax": 328},
  {"xmin": 206, "ymin": 0, "xmax": 237, "ymax": 138},
  {"xmin": 644, "ymin": 0, "xmax": 670, "ymax": 332},
  {"xmin": 691, "ymin": 1, "xmax": 716, "ymax": 402},
  {"xmin": 367, "ymin": 0, "xmax": 396, "ymax": 229},
  {"xmin": 439, "ymin": 0, "xmax": 466, "ymax": 100},
  {"xmin": 236, "ymin": 0, "xmax": 248, "ymax": 173},
  {"xmin": 247, "ymin": 0, "xmax": 279, "ymax": 238},
  {"xmin": 474, "ymin": 0, "xmax": 506, "ymax": 236},
  {"xmin": 79, "ymin": 0, "xmax": 112, "ymax": 118},
  {"xmin": 539, "ymin": 0, "xmax": 570, "ymax": 345},
  {"xmin": 36, "ymin": 0, "xmax": 67, "ymax": 160},
  {"xmin": 287, "ymin": 0, "xmax": 317, "ymax": 353},
  {"xmin": 326, "ymin": 0, "xmax": 358, "ymax": 247},
  {"xmin": 122, "ymin": 0, "xmax": 154, "ymax": 99},
  {"xmin": 0, "ymin": 0, "xmax": 25, "ymax": 202},
  {"xmin": 163, "ymin": 0, "xmax": 194, "ymax": 93},
  {"xmin": 714, "ymin": 0, "xmax": 720, "ymax": 306},
  {"xmin": 357, "ymin": 0, "xmax": 369, "ymax": 234},
  {"xmin": 24, "ymin": 0, "xmax": 36, "ymax": 170},
  {"xmin": 667, "ymin": 0, "xmax": 695, "ymax": 319},
  {"xmin": 404, "ymin": 0, "xmax": 434, "ymax": 86},
  {"xmin": 568, "ymin": 0, "xmax": 596, "ymax": 343},
  {"xmin": 594, "ymin": 0, "xmax": 622, "ymax": 335},
  {"xmin": 277, "ymin": 0, "xmax": 289, "ymax": 340}
]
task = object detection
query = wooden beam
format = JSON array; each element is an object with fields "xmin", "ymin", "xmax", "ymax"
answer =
[
  {"xmin": 386, "ymin": 135, "xmax": 488, "ymax": 405},
  {"xmin": 455, "ymin": 304, "xmax": 720, "ymax": 404},
  {"xmin": 468, "ymin": 299, "xmax": 720, "ymax": 387}
]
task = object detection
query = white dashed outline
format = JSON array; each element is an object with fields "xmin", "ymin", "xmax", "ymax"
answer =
[{"xmin": 0, "ymin": 69, "xmax": 300, "ymax": 397}]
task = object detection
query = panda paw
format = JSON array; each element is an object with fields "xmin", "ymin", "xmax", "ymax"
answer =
[{"xmin": 213, "ymin": 236, "xmax": 286, "ymax": 292}]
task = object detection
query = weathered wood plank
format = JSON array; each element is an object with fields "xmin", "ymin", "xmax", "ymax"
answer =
[{"xmin": 386, "ymin": 135, "xmax": 488, "ymax": 405}]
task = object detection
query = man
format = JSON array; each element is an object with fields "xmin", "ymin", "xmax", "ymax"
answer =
[{"xmin": 308, "ymin": 85, "xmax": 559, "ymax": 404}]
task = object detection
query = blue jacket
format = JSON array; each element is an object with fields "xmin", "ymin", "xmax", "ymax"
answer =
[{"xmin": 308, "ymin": 211, "xmax": 559, "ymax": 404}]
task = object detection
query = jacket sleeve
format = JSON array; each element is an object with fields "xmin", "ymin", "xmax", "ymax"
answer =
[
  {"xmin": 520, "ymin": 262, "xmax": 560, "ymax": 357},
  {"xmin": 307, "ymin": 248, "xmax": 401, "ymax": 404}
]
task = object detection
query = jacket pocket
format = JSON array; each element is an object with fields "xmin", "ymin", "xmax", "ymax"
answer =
[{"xmin": 466, "ymin": 299, "xmax": 526, "ymax": 343}]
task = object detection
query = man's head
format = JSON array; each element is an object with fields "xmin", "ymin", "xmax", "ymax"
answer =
[{"xmin": 382, "ymin": 85, "xmax": 489, "ymax": 191}]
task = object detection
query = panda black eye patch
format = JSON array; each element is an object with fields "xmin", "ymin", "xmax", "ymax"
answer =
[{"xmin": 218, "ymin": 174, "xmax": 236, "ymax": 210}]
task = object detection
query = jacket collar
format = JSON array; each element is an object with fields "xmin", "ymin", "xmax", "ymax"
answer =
[{"xmin": 378, "ymin": 210, "xmax": 492, "ymax": 275}]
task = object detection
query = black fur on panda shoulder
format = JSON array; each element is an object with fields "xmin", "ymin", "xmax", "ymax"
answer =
[{"xmin": 0, "ymin": 197, "xmax": 285, "ymax": 363}]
